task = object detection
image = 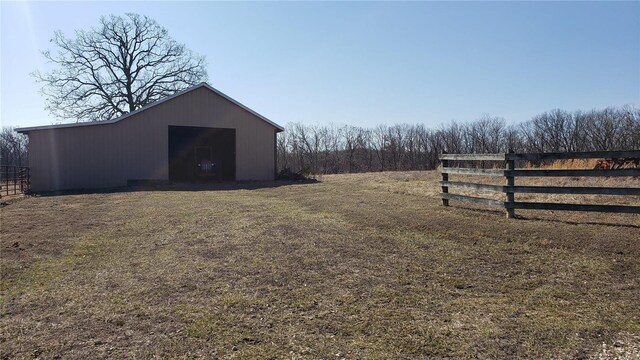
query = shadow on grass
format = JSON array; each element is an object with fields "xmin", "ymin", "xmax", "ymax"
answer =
[
  {"xmin": 31, "ymin": 179, "xmax": 321, "ymax": 197},
  {"xmin": 447, "ymin": 204, "xmax": 640, "ymax": 229},
  {"xmin": 447, "ymin": 204, "xmax": 505, "ymax": 217},
  {"xmin": 516, "ymin": 215, "xmax": 640, "ymax": 229}
]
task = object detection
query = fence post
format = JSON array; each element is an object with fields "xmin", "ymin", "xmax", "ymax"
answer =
[
  {"xmin": 19, "ymin": 168, "xmax": 25, "ymax": 193},
  {"xmin": 441, "ymin": 151, "xmax": 449, "ymax": 206},
  {"xmin": 505, "ymin": 151, "xmax": 515, "ymax": 219}
]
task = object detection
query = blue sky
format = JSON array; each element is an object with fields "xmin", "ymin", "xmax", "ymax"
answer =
[{"xmin": 1, "ymin": 1, "xmax": 639, "ymax": 129}]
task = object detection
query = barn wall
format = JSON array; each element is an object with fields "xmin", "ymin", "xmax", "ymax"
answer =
[{"xmin": 26, "ymin": 87, "xmax": 278, "ymax": 192}]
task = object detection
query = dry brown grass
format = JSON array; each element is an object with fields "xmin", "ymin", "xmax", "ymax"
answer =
[
  {"xmin": 1, "ymin": 171, "xmax": 639, "ymax": 359},
  {"xmin": 527, "ymin": 159, "xmax": 601, "ymax": 169}
]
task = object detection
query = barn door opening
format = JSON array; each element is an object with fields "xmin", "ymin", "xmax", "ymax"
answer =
[{"xmin": 168, "ymin": 126, "xmax": 236, "ymax": 182}]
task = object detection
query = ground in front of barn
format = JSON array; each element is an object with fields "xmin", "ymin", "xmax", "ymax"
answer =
[{"xmin": 1, "ymin": 171, "xmax": 639, "ymax": 359}]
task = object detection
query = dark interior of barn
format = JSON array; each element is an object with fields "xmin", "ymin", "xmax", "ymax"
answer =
[{"xmin": 168, "ymin": 126, "xmax": 236, "ymax": 182}]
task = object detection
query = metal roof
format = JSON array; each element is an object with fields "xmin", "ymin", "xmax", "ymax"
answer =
[{"xmin": 15, "ymin": 83, "xmax": 284, "ymax": 133}]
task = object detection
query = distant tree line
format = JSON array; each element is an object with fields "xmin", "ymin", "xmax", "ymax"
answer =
[
  {"xmin": 278, "ymin": 105, "xmax": 640, "ymax": 174},
  {"xmin": 2, "ymin": 105, "xmax": 638, "ymax": 171}
]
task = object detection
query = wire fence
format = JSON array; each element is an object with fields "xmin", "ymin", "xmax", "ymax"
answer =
[{"xmin": 0, "ymin": 166, "xmax": 30, "ymax": 198}]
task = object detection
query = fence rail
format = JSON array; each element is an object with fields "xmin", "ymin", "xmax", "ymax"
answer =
[
  {"xmin": 0, "ymin": 166, "xmax": 30, "ymax": 198},
  {"xmin": 439, "ymin": 150, "xmax": 640, "ymax": 218}
]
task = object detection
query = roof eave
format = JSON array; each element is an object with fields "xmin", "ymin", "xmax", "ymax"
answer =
[{"xmin": 15, "ymin": 82, "xmax": 284, "ymax": 133}]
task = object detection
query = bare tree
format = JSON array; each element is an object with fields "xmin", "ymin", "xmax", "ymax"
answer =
[
  {"xmin": 620, "ymin": 105, "xmax": 640, "ymax": 149},
  {"xmin": 520, "ymin": 109, "xmax": 579, "ymax": 152},
  {"xmin": 357, "ymin": 128, "xmax": 375, "ymax": 171},
  {"xmin": 276, "ymin": 105, "xmax": 639, "ymax": 175},
  {"xmin": 276, "ymin": 130, "xmax": 290, "ymax": 171},
  {"xmin": 34, "ymin": 13, "xmax": 207, "ymax": 122},
  {"xmin": 582, "ymin": 107, "xmax": 626, "ymax": 151},
  {"xmin": 371, "ymin": 125, "xmax": 389, "ymax": 171},
  {"xmin": 0, "ymin": 127, "xmax": 28, "ymax": 167}
]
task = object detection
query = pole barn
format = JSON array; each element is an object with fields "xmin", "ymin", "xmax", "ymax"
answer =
[{"xmin": 16, "ymin": 83, "xmax": 284, "ymax": 192}]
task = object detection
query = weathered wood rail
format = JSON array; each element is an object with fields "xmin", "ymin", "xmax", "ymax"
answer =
[{"xmin": 439, "ymin": 150, "xmax": 640, "ymax": 218}]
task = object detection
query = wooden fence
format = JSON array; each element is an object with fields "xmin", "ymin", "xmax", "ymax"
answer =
[
  {"xmin": 439, "ymin": 150, "xmax": 640, "ymax": 218},
  {"xmin": 0, "ymin": 166, "xmax": 30, "ymax": 198}
]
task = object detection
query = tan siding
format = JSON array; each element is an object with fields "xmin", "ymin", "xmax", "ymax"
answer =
[{"xmin": 26, "ymin": 87, "xmax": 278, "ymax": 192}]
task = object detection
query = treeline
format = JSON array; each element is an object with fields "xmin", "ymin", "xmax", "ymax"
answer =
[
  {"xmin": 0, "ymin": 127, "xmax": 28, "ymax": 167},
  {"xmin": 277, "ymin": 105, "xmax": 640, "ymax": 174},
  {"xmin": 2, "ymin": 105, "xmax": 639, "ymax": 172}
]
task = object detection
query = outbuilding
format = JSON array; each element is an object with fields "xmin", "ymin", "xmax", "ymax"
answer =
[{"xmin": 16, "ymin": 83, "xmax": 284, "ymax": 192}]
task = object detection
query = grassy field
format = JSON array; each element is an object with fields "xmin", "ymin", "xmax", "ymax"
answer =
[{"xmin": 1, "ymin": 171, "xmax": 639, "ymax": 359}]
